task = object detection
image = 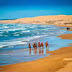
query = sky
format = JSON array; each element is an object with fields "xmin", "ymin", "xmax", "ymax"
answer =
[
  {"xmin": 0, "ymin": 0, "xmax": 72, "ymax": 19},
  {"xmin": 0, "ymin": 0, "xmax": 72, "ymax": 6}
]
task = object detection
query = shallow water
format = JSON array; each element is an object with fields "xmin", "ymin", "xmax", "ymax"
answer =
[{"xmin": 0, "ymin": 24, "xmax": 72, "ymax": 66}]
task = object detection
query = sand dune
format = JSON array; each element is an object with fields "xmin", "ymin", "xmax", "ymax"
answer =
[{"xmin": 0, "ymin": 15, "xmax": 72, "ymax": 27}]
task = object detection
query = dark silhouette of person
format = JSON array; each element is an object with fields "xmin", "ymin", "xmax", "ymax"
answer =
[
  {"xmin": 41, "ymin": 42, "xmax": 44, "ymax": 54},
  {"xmin": 67, "ymin": 27, "xmax": 70, "ymax": 31},
  {"xmin": 28, "ymin": 43, "xmax": 31, "ymax": 54}
]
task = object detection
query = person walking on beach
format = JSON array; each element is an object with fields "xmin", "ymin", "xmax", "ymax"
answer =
[
  {"xmin": 28, "ymin": 43, "xmax": 31, "ymax": 54},
  {"xmin": 38, "ymin": 42, "xmax": 41, "ymax": 54},
  {"xmin": 45, "ymin": 41, "xmax": 49, "ymax": 54},
  {"xmin": 41, "ymin": 42, "xmax": 44, "ymax": 54}
]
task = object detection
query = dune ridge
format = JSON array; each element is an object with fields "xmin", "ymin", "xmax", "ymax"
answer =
[{"xmin": 0, "ymin": 15, "xmax": 72, "ymax": 27}]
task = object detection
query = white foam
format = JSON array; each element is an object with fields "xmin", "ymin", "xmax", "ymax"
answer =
[
  {"xmin": 3, "ymin": 26, "xmax": 9, "ymax": 28},
  {"xmin": 0, "ymin": 28, "xmax": 26, "ymax": 32},
  {"xmin": 0, "ymin": 35, "xmax": 46, "ymax": 48},
  {"xmin": 0, "ymin": 41, "xmax": 27, "ymax": 48},
  {"xmin": 14, "ymin": 34, "xmax": 20, "ymax": 36},
  {"xmin": 22, "ymin": 30, "xmax": 30, "ymax": 33}
]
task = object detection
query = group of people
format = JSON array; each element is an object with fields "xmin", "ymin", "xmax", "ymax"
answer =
[{"xmin": 28, "ymin": 41, "xmax": 49, "ymax": 54}]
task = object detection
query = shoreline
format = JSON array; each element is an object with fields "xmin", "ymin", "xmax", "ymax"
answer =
[
  {"xmin": 58, "ymin": 34, "xmax": 72, "ymax": 39},
  {"xmin": 0, "ymin": 46, "xmax": 72, "ymax": 72},
  {"xmin": 0, "ymin": 15, "xmax": 72, "ymax": 27},
  {"xmin": 0, "ymin": 33, "xmax": 72, "ymax": 71}
]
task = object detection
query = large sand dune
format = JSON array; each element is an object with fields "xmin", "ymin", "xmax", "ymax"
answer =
[{"xmin": 0, "ymin": 15, "xmax": 72, "ymax": 27}]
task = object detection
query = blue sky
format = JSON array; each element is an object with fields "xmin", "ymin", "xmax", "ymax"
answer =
[
  {"xmin": 0, "ymin": 0, "xmax": 72, "ymax": 19},
  {"xmin": 0, "ymin": 0, "xmax": 72, "ymax": 6}
]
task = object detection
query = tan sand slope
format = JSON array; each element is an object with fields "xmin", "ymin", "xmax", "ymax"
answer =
[
  {"xmin": 56, "ymin": 62, "xmax": 72, "ymax": 72},
  {"xmin": 0, "ymin": 15, "xmax": 72, "ymax": 27},
  {"xmin": 57, "ymin": 58, "xmax": 72, "ymax": 72},
  {"xmin": 58, "ymin": 33, "xmax": 72, "ymax": 39}
]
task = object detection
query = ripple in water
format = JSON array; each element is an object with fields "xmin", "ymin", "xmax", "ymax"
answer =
[{"xmin": 0, "ymin": 24, "xmax": 67, "ymax": 48}]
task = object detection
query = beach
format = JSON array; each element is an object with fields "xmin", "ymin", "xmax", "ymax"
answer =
[
  {"xmin": 0, "ymin": 0, "xmax": 72, "ymax": 71},
  {"xmin": 0, "ymin": 15, "xmax": 72, "ymax": 71},
  {"xmin": 0, "ymin": 15, "xmax": 72, "ymax": 27},
  {"xmin": 0, "ymin": 33, "xmax": 72, "ymax": 72},
  {"xmin": 58, "ymin": 33, "xmax": 72, "ymax": 39}
]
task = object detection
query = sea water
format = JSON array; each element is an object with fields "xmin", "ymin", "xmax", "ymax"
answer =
[{"xmin": 0, "ymin": 24, "xmax": 72, "ymax": 66}]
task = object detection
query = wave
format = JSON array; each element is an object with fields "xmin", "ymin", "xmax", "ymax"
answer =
[
  {"xmin": 0, "ymin": 41, "xmax": 27, "ymax": 48},
  {"xmin": 0, "ymin": 35, "xmax": 46, "ymax": 48},
  {"xmin": 0, "ymin": 24, "xmax": 67, "ymax": 48}
]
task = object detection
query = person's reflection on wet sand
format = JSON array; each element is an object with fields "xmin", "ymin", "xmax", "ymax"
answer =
[
  {"xmin": 45, "ymin": 41, "xmax": 49, "ymax": 54},
  {"xmin": 41, "ymin": 42, "xmax": 44, "ymax": 54},
  {"xmin": 38, "ymin": 42, "xmax": 41, "ymax": 54},
  {"xmin": 28, "ymin": 43, "xmax": 31, "ymax": 54},
  {"xmin": 33, "ymin": 43, "xmax": 37, "ymax": 54}
]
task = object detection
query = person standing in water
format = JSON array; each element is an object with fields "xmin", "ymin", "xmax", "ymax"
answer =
[
  {"xmin": 28, "ymin": 43, "xmax": 31, "ymax": 54},
  {"xmin": 33, "ymin": 43, "xmax": 37, "ymax": 54},
  {"xmin": 67, "ymin": 27, "xmax": 70, "ymax": 31},
  {"xmin": 33, "ymin": 43, "xmax": 35, "ymax": 54},
  {"xmin": 41, "ymin": 42, "xmax": 44, "ymax": 54},
  {"xmin": 35, "ymin": 42, "xmax": 37, "ymax": 54},
  {"xmin": 45, "ymin": 41, "xmax": 49, "ymax": 54},
  {"xmin": 38, "ymin": 42, "xmax": 41, "ymax": 54}
]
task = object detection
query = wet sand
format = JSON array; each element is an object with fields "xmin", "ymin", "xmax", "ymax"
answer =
[
  {"xmin": 0, "ymin": 46, "xmax": 72, "ymax": 72},
  {"xmin": 0, "ymin": 33, "xmax": 72, "ymax": 72},
  {"xmin": 58, "ymin": 33, "xmax": 72, "ymax": 39},
  {"xmin": 69, "ymin": 28, "xmax": 72, "ymax": 31},
  {"xmin": 0, "ymin": 15, "xmax": 72, "ymax": 27}
]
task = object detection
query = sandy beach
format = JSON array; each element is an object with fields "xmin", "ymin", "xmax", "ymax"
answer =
[
  {"xmin": 0, "ymin": 33, "xmax": 72, "ymax": 72},
  {"xmin": 0, "ymin": 0, "xmax": 72, "ymax": 71},
  {"xmin": 0, "ymin": 15, "xmax": 72, "ymax": 72},
  {"xmin": 58, "ymin": 33, "xmax": 72, "ymax": 39},
  {"xmin": 0, "ymin": 15, "xmax": 72, "ymax": 27}
]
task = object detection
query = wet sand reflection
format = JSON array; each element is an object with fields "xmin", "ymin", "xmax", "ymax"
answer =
[{"xmin": 46, "ymin": 46, "xmax": 49, "ymax": 54}]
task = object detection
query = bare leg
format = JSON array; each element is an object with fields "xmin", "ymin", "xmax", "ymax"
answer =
[
  {"xmin": 42, "ymin": 47, "xmax": 44, "ymax": 54},
  {"xmin": 29, "ymin": 48, "xmax": 31, "ymax": 54},
  {"xmin": 39, "ymin": 47, "xmax": 41, "ymax": 54},
  {"xmin": 46, "ymin": 46, "xmax": 49, "ymax": 54},
  {"xmin": 35, "ymin": 47, "xmax": 37, "ymax": 54}
]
